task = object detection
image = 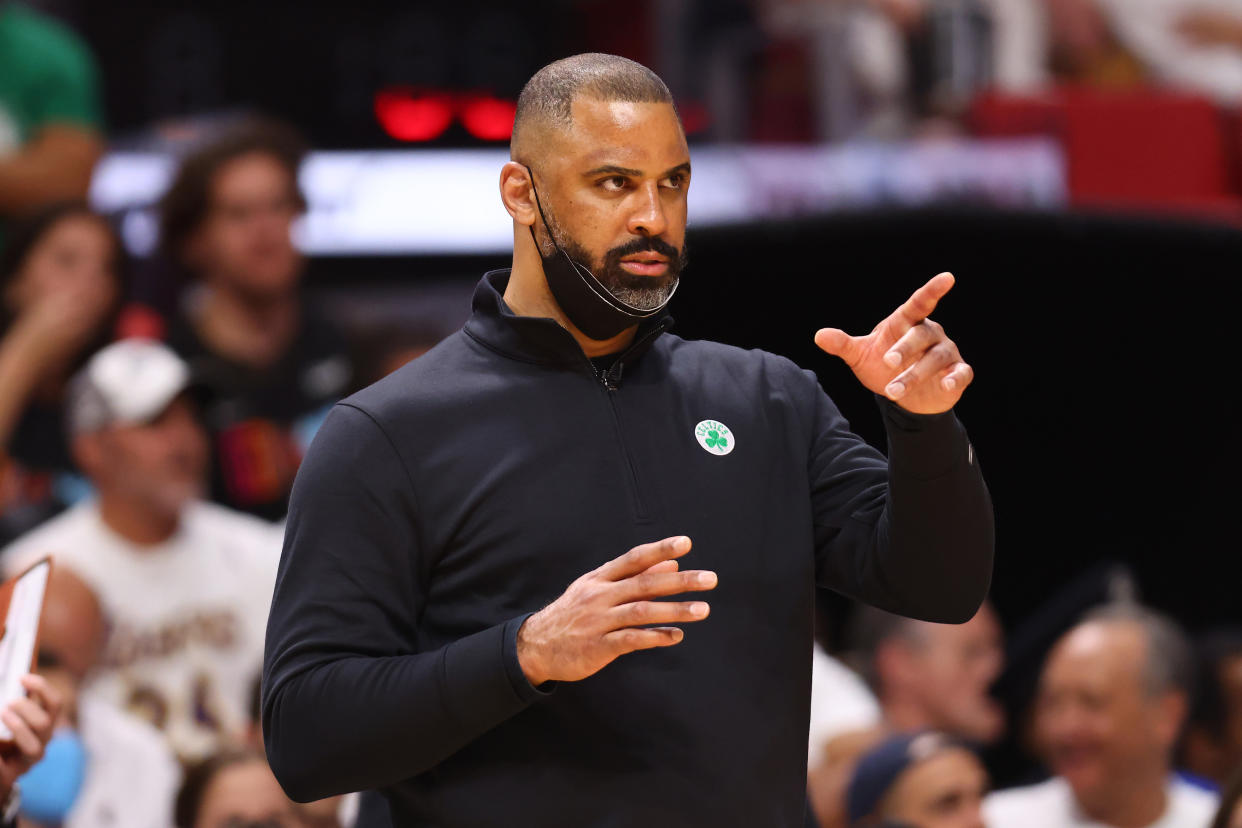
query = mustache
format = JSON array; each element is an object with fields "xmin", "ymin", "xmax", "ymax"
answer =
[{"xmin": 604, "ymin": 236, "xmax": 684, "ymax": 264}]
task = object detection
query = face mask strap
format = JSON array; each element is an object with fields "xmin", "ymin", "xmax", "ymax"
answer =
[{"xmin": 520, "ymin": 165, "xmax": 669, "ymax": 318}]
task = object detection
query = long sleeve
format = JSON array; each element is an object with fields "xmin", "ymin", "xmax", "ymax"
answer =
[
  {"xmin": 261, "ymin": 404, "xmax": 544, "ymax": 802},
  {"xmin": 807, "ymin": 375, "xmax": 994, "ymax": 624}
]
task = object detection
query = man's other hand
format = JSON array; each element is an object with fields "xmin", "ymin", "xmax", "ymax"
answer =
[
  {"xmin": 814, "ymin": 272, "xmax": 973, "ymax": 415},
  {"xmin": 516, "ymin": 536, "xmax": 717, "ymax": 686},
  {"xmin": 0, "ymin": 674, "xmax": 64, "ymax": 797}
]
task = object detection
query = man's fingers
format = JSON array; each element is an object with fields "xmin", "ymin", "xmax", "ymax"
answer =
[
  {"xmin": 610, "ymin": 600, "xmax": 711, "ymax": 629},
  {"xmin": 896, "ymin": 272, "xmax": 954, "ymax": 325},
  {"xmin": 640, "ymin": 560, "xmax": 679, "ymax": 576},
  {"xmin": 6, "ymin": 698, "xmax": 51, "ymax": 741},
  {"xmin": 604, "ymin": 626, "xmax": 684, "ymax": 655},
  {"xmin": 616, "ymin": 569, "xmax": 718, "ymax": 603},
  {"xmin": 885, "ymin": 343, "xmax": 959, "ymax": 400},
  {"xmin": 0, "ymin": 707, "xmax": 44, "ymax": 761},
  {"xmin": 882, "ymin": 319, "xmax": 941, "ymax": 369},
  {"xmin": 939, "ymin": 361, "xmax": 975, "ymax": 394},
  {"xmin": 813, "ymin": 328, "xmax": 858, "ymax": 363},
  {"xmin": 598, "ymin": 536, "xmax": 692, "ymax": 581},
  {"xmin": 20, "ymin": 674, "xmax": 63, "ymax": 726}
]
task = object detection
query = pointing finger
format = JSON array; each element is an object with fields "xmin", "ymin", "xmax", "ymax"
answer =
[
  {"xmin": 894, "ymin": 272, "xmax": 954, "ymax": 328},
  {"xmin": 598, "ymin": 536, "xmax": 692, "ymax": 581}
]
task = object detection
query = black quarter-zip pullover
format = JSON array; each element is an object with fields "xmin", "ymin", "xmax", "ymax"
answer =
[{"xmin": 262, "ymin": 270, "xmax": 994, "ymax": 826}]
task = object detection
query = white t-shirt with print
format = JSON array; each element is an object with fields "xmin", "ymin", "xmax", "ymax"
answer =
[
  {"xmin": 984, "ymin": 776, "xmax": 1218, "ymax": 828},
  {"xmin": 68, "ymin": 692, "xmax": 181, "ymax": 828},
  {"xmin": 2, "ymin": 500, "xmax": 282, "ymax": 762}
]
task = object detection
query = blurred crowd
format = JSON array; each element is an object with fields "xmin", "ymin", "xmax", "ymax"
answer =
[
  {"xmin": 3, "ymin": 1, "xmax": 1242, "ymax": 827},
  {"xmin": 735, "ymin": 0, "xmax": 1242, "ymax": 141}
]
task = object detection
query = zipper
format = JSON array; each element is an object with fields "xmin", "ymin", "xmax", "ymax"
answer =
[{"xmin": 583, "ymin": 321, "xmax": 669, "ymax": 521}]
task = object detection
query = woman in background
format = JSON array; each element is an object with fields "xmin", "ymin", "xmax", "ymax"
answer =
[{"xmin": 0, "ymin": 202, "xmax": 125, "ymax": 542}]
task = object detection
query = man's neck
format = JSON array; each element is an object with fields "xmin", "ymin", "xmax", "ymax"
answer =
[
  {"xmin": 97, "ymin": 493, "xmax": 180, "ymax": 546},
  {"xmin": 882, "ymin": 699, "xmax": 938, "ymax": 733},
  {"xmin": 193, "ymin": 282, "xmax": 299, "ymax": 369},
  {"xmin": 1073, "ymin": 765, "xmax": 1171, "ymax": 828},
  {"xmin": 504, "ymin": 244, "xmax": 637, "ymax": 358}
]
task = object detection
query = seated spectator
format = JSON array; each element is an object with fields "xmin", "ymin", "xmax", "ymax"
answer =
[
  {"xmin": 1211, "ymin": 768, "xmax": 1242, "ymax": 828},
  {"xmin": 809, "ymin": 602, "xmax": 1003, "ymax": 827},
  {"xmin": 984, "ymin": 603, "xmax": 1217, "ymax": 828},
  {"xmin": 175, "ymin": 749, "xmax": 300, "ymax": 828},
  {"xmin": 1091, "ymin": 0, "xmax": 1242, "ymax": 102},
  {"xmin": 1182, "ymin": 629, "xmax": 1242, "ymax": 789},
  {"xmin": 0, "ymin": 203, "xmax": 125, "ymax": 544},
  {"xmin": 17, "ymin": 566, "xmax": 179, "ymax": 827},
  {"xmin": 846, "ymin": 731, "xmax": 988, "ymax": 828},
  {"xmin": 0, "ymin": 339, "xmax": 282, "ymax": 763},
  {"xmin": 0, "ymin": 2, "xmax": 104, "ymax": 249},
  {"xmin": 157, "ymin": 118, "xmax": 354, "ymax": 520}
]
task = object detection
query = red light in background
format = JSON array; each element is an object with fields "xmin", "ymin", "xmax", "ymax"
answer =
[
  {"xmin": 460, "ymin": 94, "xmax": 517, "ymax": 141},
  {"xmin": 374, "ymin": 87, "xmax": 454, "ymax": 142},
  {"xmin": 678, "ymin": 100, "xmax": 711, "ymax": 136}
]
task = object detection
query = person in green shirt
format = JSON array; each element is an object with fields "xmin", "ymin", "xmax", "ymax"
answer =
[{"xmin": 0, "ymin": 1, "xmax": 105, "ymax": 248}]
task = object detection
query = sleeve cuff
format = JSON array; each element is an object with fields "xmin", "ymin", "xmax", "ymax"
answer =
[
  {"xmin": 876, "ymin": 395, "xmax": 973, "ymax": 480},
  {"xmin": 503, "ymin": 613, "xmax": 557, "ymax": 700},
  {"xmin": 440, "ymin": 615, "xmax": 554, "ymax": 728}
]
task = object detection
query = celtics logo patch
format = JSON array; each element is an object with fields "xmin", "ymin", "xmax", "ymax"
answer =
[{"xmin": 694, "ymin": 420, "xmax": 735, "ymax": 456}]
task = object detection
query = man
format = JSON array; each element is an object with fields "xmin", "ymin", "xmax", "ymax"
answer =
[
  {"xmin": 846, "ymin": 731, "xmax": 988, "ymax": 828},
  {"xmin": 984, "ymin": 604, "xmax": 1217, "ymax": 828},
  {"xmin": 810, "ymin": 602, "xmax": 1004, "ymax": 826},
  {"xmin": 159, "ymin": 118, "xmax": 354, "ymax": 520},
  {"xmin": 16, "ymin": 567, "xmax": 179, "ymax": 827},
  {"xmin": 1, "ymin": 339, "xmax": 282, "ymax": 763},
  {"xmin": 1181, "ymin": 629, "xmax": 1242, "ymax": 788},
  {"xmin": 853, "ymin": 602, "xmax": 1005, "ymax": 743},
  {"xmin": 262, "ymin": 53, "xmax": 993, "ymax": 825},
  {"xmin": 0, "ymin": 1, "xmax": 104, "ymax": 248}
]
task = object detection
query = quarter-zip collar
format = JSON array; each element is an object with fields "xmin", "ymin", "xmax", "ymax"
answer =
[{"xmin": 464, "ymin": 270, "xmax": 673, "ymax": 376}]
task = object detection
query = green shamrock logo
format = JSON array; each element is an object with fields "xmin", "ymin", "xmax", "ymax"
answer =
[{"xmin": 705, "ymin": 430, "xmax": 728, "ymax": 451}]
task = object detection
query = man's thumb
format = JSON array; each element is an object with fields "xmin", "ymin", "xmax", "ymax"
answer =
[{"xmin": 814, "ymin": 328, "xmax": 853, "ymax": 359}]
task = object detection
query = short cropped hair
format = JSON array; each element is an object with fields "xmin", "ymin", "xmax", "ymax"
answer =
[
  {"xmin": 511, "ymin": 53, "xmax": 675, "ymax": 156},
  {"xmin": 158, "ymin": 117, "xmax": 307, "ymax": 266},
  {"xmin": 848, "ymin": 604, "xmax": 927, "ymax": 693},
  {"xmin": 1081, "ymin": 603, "xmax": 1194, "ymax": 698}
]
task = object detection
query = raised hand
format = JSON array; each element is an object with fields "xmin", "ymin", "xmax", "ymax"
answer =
[
  {"xmin": 516, "ymin": 536, "xmax": 717, "ymax": 686},
  {"xmin": 813, "ymin": 272, "xmax": 973, "ymax": 415}
]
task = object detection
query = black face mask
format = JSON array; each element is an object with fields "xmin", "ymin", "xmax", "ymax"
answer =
[{"xmin": 523, "ymin": 166, "xmax": 680, "ymax": 341}]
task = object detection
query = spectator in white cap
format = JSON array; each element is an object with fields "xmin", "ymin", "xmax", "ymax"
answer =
[{"xmin": 0, "ymin": 338, "xmax": 283, "ymax": 764}]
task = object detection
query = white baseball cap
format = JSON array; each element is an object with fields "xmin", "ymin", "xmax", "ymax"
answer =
[{"xmin": 66, "ymin": 338, "xmax": 195, "ymax": 435}]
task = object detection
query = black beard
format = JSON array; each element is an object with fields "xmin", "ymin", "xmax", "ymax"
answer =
[{"xmin": 542, "ymin": 220, "xmax": 687, "ymax": 312}]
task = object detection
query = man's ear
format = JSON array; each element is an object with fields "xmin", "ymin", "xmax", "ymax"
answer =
[
  {"xmin": 71, "ymin": 432, "xmax": 103, "ymax": 479},
  {"xmin": 876, "ymin": 638, "xmax": 919, "ymax": 696},
  {"xmin": 500, "ymin": 162, "xmax": 538, "ymax": 227},
  {"xmin": 1152, "ymin": 691, "xmax": 1188, "ymax": 750}
]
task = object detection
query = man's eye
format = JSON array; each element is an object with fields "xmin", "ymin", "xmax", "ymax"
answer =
[
  {"xmin": 600, "ymin": 176, "xmax": 628, "ymax": 191},
  {"xmin": 661, "ymin": 174, "xmax": 687, "ymax": 189}
]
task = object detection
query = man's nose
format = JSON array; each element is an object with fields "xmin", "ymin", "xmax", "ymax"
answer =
[{"xmin": 627, "ymin": 181, "xmax": 668, "ymax": 238}]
